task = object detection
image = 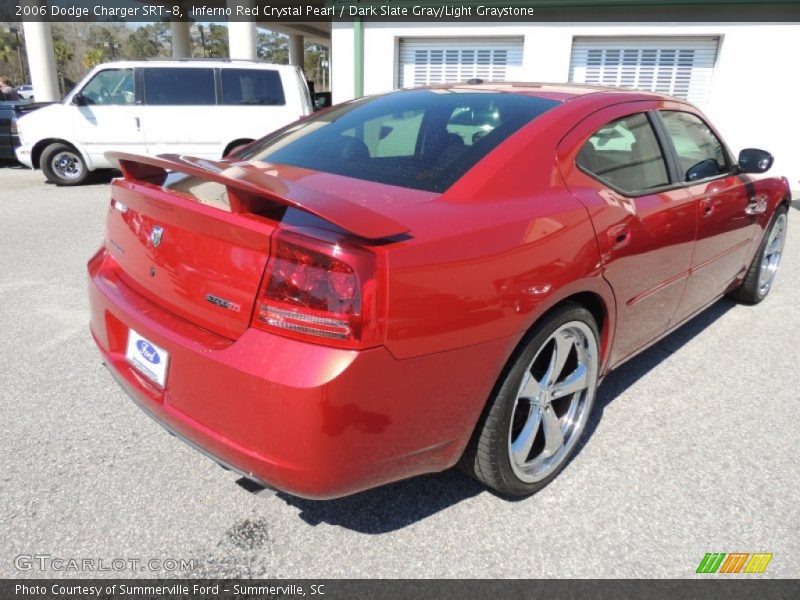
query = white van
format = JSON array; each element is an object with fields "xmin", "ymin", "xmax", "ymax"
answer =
[{"xmin": 15, "ymin": 60, "xmax": 313, "ymax": 185}]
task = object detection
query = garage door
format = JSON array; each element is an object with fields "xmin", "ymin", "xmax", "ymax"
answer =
[
  {"xmin": 569, "ymin": 37, "xmax": 719, "ymax": 105},
  {"xmin": 398, "ymin": 38, "xmax": 524, "ymax": 88}
]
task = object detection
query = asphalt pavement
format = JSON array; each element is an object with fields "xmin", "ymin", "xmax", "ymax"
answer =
[{"xmin": 1, "ymin": 164, "xmax": 798, "ymax": 578}]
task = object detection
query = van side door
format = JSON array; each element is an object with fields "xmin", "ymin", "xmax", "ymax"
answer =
[
  {"xmin": 139, "ymin": 67, "xmax": 219, "ymax": 158},
  {"xmin": 216, "ymin": 67, "xmax": 303, "ymax": 156}
]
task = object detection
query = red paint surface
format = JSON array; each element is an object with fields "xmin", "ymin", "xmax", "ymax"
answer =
[{"xmin": 89, "ymin": 85, "xmax": 790, "ymax": 498}]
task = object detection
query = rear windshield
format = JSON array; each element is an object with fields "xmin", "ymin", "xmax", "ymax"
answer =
[{"xmin": 239, "ymin": 89, "xmax": 560, "ymax": 193}]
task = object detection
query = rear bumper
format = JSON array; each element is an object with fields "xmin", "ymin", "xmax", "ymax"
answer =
[{"xmin": 88, "ymin": 249, "xmax": 513, "ymax": 499}]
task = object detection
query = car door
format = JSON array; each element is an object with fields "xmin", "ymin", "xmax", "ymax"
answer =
[
  {"xmin": 139, "ymin": 67, "xmax": 220, "ymax": 158},
  {"xmin": 655, "ymin": 109, "xmax": 758, "ymax": 321},
  {"xmin": 73, "ymin": 68, "xmax": 145, "ymax": 167},
  {"xmin": 559, "ymin": 104, "xmax": 696, "ymax": 366}
]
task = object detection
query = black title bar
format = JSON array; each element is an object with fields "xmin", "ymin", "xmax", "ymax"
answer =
[
  {"xmin": 2, "ymin": 0, "xmax": 800, "ymax": 22},
  {"xmin": 3, "ymin": 579, "xmax": 800, "ymax": 600}
]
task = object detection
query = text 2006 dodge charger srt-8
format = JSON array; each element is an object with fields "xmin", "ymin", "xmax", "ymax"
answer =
[{"xmin": 88, "ymin": 83, "xmax": 790, "ymax": 499}]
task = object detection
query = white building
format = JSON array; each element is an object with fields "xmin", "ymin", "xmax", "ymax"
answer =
[{"xmin": 331, "ymin": 16, "xmax": 800, "ymax": 186}]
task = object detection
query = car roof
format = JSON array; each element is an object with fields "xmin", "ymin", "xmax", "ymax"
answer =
[
  {"xmin": 91, "ymin": 59, "xmax": 298, "ymax": 71},
  {"xmin": 424, "ymin": 81, "xmax": 684, "ymax": 104}
]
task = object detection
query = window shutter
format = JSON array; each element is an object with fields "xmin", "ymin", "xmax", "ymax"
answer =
[{"xmin": 569, "ymin": 37, "xmax": 719, "ymax": 105}]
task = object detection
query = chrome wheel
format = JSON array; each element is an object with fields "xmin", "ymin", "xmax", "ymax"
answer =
[
  {"xmin": 507, "ymin": 321, "xmax": 598, "ymax": 483},
  {"xmin": 758, "ymin": 213, "xmax": 787, "ymax": 296},
  {"xmin": 51, "ymin": 151, "xmax": 84, "ymax": 181}
]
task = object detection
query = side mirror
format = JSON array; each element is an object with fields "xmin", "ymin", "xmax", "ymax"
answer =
[
  {"xmin": 685, "ymin": 158, "xmax": 719, "ymax": 182},
  {"xmin": 72, "ymin": 93, "xmax": 87, "ymax": 106},
  {"xmin": 313, "ymin": 92, "xmax": 331, "ymax": 111},
  {"xmin": 738, "ymin": 148, "xmax": 773, "ymax": 174}
]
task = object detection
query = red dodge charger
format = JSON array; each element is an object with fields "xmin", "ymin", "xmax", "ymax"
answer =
[{"xmin": 88, "ymin": 83, "xmax": 790, "ymax": 499}]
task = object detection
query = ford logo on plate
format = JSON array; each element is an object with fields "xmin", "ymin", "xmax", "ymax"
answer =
[{"xmin": 136, "ymin": 340, "xmax": 160, "ymax": 365}]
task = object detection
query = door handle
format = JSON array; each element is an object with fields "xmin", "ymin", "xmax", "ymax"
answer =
[
  {"xmin": 134, "ymin": 117, "xmax": 141, "ymax": 130},
  {"xmin": 745, "ymin": 194, "xmax": 768, "ymax": 215},
  {"xmin": 700, "ymin": 197, "xmax": 718, "ymax": 217},
  {"xmin": 607, "ymin": 224, "xmax": 631, "ymax": 250}
]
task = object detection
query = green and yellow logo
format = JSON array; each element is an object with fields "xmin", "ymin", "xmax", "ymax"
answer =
[{"xmin": 696, "ymin": 552, "xmax": 773, "ymax": 574}]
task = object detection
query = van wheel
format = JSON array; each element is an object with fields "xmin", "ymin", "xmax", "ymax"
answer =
[
  {"xmin": 41, "ymin": 143, "xmax": 89, "ymax": 186},
  {"xmin": 460, "ymin": 303, "xmax": 600, "ymax": 497}
]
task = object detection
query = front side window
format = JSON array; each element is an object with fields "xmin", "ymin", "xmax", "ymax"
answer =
[
  {"xmin": 577, "ymin": 113, "xmax": 669, "ymax": 195},
  {"xmin": 660, "ymin": 111, "xmax": 729, "ymax": 182},
  {"xmin": 240, "ymin": 90, "xmax": 559, "ymax": 193},
  {"xmin": 80, "ymin": 69, "xmax": 135, "ymax": 105},
  {"xmin": 143, "ymin": 68, "xmax": 215, "ymax": 106},
  {"xmin": 221, "ymin": 69, "xmax": 285, "ymax": 106}
]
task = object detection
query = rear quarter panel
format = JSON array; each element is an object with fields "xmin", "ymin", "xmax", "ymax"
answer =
[{"xmin": 380, "ymin": 103, "xmax": 614, "ymax": 367}]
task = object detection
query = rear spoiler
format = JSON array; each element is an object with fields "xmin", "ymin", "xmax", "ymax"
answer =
[{"xmin": 105, "ymin": 152, "xmax": 410, "ymax": 241}]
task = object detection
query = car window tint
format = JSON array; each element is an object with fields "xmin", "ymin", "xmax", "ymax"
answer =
[
  {"xmin": 81, "ymin": 69, "xmax": 135, "ymax": 106},
  {"xmin": 220, "ymin": 69, "xmax": 286, "ymax": 106},
  {"xmin": 577, "ymin": 113, "xmax": 669, "ymax": 194},
  {"xmin": 341, "ymin": 109, "xmax": 425, "ymax": 158},
  {"xmin": 144, "ymin": 68, "xmax": 215, "ymax": 105},
  {"xmin": 660, "ymin": 111, "xmax": 729, "ymax": 181},
  {"xmin": 240, "ymin": 90, "xmax": 560, "ymax": 193},
  {"xmin": 446, "ymin": 105, "xmax": 503, "ymax": 146}
]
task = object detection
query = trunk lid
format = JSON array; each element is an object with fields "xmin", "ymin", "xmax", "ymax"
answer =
[{"xmin": 103, "ymin": 152, "xmax": 412, "ymax": 340}]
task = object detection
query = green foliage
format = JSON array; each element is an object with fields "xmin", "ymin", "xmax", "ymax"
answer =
[
  {"xmin": 53, "ymin": 39, "xmax": 74, "ymax": 68},
  {"xmin": 83, "ymin": 48, "xmax": 106, "ymax": 70},
  {"xmin": 196, "ymin": 24, "xmax": 229, "ymax": 58},
  {"xmin": 256, "ymin": 31, "xmax": 288, "ymax": 64},
  {"xmin": 0, "ymin": 42, "xmax": 13, "ymax": 64},
  {"xmin": 0, "ymin": 28, "xmax": 25, "ymax": 84},
  {"xmin": 125, "ymin": 24, "xmax": 169, "ymax": 59}
]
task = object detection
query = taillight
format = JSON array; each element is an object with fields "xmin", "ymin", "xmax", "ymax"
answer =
[
  {"xmin": 252, "ymin": 229, "xmax": 383, "ymax": 349},
  {"xmin": 10, "ymin": 118, "xmax": 18, "ymax": 135}
]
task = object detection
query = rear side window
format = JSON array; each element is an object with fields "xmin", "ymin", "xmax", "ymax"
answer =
[
  {"xmin": 240, "ymin": 90, "xmax": 560, "ymax": 193},
  {"xmin": 577, "ymin": 113, "xmax": 669, "ymax": 195},
  {"xmin": 659, "ymin": 111, "xmax": 729, "ymax": 182},
  {"xmin": 144, "ymin": 68, "xmax": 215, "ymax": 105},
  {"xmin": 221, "ymin": 69, "xmax": 285, "ymax": 106}
]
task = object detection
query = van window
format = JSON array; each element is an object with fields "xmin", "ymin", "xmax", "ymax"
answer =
[
  {"xmin": 144, "ymin": 68, "xmax": 215, "ymax": 105},
  {"xmin": 81, "ymin": 69, "xmax": 135, "ymax": 105},
  {"xmin": 221, "ymin": 69, "xmax": 285, "ymax": 106}
]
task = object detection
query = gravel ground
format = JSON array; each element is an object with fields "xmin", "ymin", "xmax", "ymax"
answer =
[{"xmin": 1, "ymin": 164, "xmax": 798, "ymax": 579}]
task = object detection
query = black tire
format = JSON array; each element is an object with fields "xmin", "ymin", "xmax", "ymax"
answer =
[
  {"xmin": 731, "ymin": 205, "xmax": 788, "ymax": 305},
  {"xmin": 460, "ymin": 303, "xmax": 601, "ymax": 497},
  {"xmin": 40, "ymin": 142, "xmax": 90, "ymax": 186}
]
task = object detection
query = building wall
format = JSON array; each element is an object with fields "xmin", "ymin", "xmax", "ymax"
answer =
[{"xmin": 332, "ymin": 21, "xmax": 800, "ymax": 187}]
